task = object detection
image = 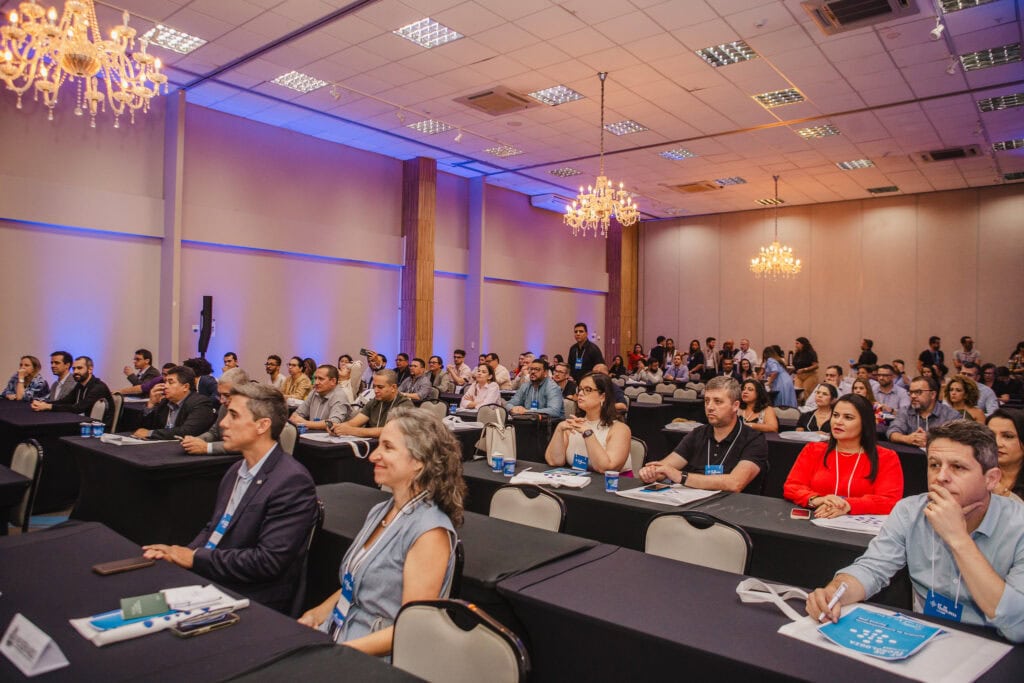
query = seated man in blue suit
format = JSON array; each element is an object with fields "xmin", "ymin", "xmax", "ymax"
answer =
[{"xmin": 143, "ymin": 383, "xmax": 318, "ymax": 613}]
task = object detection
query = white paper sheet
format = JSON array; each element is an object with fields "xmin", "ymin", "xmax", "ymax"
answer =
[
  {"xmin": 615, "ymin": 485, "xmax": 719, "ymax": 506},
  {"xmin": 811, "ymin": 514, "xmax": 887, "ymax": 535}
]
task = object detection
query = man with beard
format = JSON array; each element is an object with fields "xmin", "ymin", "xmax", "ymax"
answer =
[{"xmin": 31, "ymin": 355, "xmax": 113, "ymax": 423}]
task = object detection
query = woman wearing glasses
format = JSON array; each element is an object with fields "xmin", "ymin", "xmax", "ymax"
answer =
[{"xmin": 545, "ymin": 373, "xmax": 631, "ymax": 473}]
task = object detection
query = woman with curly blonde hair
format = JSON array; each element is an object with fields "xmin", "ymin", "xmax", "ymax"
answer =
[{"xmin": 299, "ymin": 407, "xmax": 465, "ymax": 658}]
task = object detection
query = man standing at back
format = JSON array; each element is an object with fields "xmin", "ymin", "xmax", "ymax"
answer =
[
  {"xmin": 567, "ymin": 322, "xmax": 604, "ymax": 383},
  {"xmin": 918, "ymin": 336, "xmax": 944, "ymax": 374},
  {"xmin": 144, "ymin": 383, "xmax": 317, "ymax": 613}
]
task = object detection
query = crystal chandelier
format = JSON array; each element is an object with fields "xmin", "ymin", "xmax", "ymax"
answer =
[
  {"xmin": 0, "ymin": 0, "xmax": 168, "ymax": 128},
  {"xmin": 564, "ymin": 72, "xmax": 639, "ymax": 238},
  {"xmin": 750, "ymin": 175, "xmax": 802, "ymax": 279}
]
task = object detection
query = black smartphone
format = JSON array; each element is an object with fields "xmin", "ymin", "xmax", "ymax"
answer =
[
  {"xmin": 92, "ymin": 556, "xmax": 155, "ymax": 576},
  {"xmin": 170, "ymin": 612, "xmax": 239, "ymax": 638},
  {"xmin": 643, "ymin": 482, "xmax": 673, "ymax": 492}
]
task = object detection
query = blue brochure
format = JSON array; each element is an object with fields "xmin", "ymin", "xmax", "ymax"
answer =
[{"xmin": 817, "ymin": 607, "xmax": 945, "ymax": 661}]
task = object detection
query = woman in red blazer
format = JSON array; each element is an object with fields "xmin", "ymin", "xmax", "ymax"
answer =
[{"xmin": 784, "ymin": 393, "xmax": 904, "ymax": 518}]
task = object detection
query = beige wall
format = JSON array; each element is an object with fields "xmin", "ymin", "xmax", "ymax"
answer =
[{"xmin": 639, "ymin": 185, "xmax": 1024, "ymax": 372}]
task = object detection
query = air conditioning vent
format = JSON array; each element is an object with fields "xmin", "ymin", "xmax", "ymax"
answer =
[
  {"xmin": 802, "ymin": 0, "xmax": 920, "ymax": 36},
  {"xmin": 454, "ymin": 86, "xmax": 539, "ymax": 116},
  {"xmin": 530, "ymin": 193, "xmax": 574, "ymax": 213},
  {"xmin": 668, "ymin": 181, "xmax": 722, "ymax": 194},
  {"xmin": 916, "ymin": 145, "xmax": 983, "ymax": 163}
]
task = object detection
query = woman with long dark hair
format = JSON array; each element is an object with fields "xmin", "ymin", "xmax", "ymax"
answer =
[
  {"xmin": 796, "ymin": 383, "xmax": 837, "ymax": 434},
  {"xmin": 686, "ymin": 339, "xmax": 705, "ymax": 378},
  {"xmin": 987, "ymin": 409, "xmax": 1024, "ymax": 503},
  {"xmin": 627, "ymin": 344, "xmax": 645, "ymax": 372},
  {"xmin": 784, "ymin": 394, "xmax": 903, "ymax": 518},
  {"xmin": 545, "ymin": 373, "xmax": 631, "ymax": 473},
  {"xmin": 739, "ymin": 379, "xmax": 778, "ymax": 433},
  {"xmin": 792, "ymin": 336, "xmax": 819, "ymax": 395}
]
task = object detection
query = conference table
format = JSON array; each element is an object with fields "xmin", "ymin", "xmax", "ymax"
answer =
[
  {"xmin": 0, "ymin": 401, "xmax": 89, "ymax": 511},
  {"xmin": 624, "ymin": 402, "xmax": 674, "ymax": 459},
  {"xmin": 227, "ymin": 643, "xmax": 420, "ymax": 682},
  {"xmin": 291, "ymin": 434, "xmax": 377, "ymax": 487},
  {"xmin": 0, "ymin": 522, "xmax": 329, "ymax": 682},
  {"xmin": 62, "ymin": 436, "xmax": 239, "ymax": 545},
  {"xmin": 496, "ymin": 545, "xmax": 1023, "ymax": 682},
  {"xmin": 308, "ymin": 482, "xmax": 598, "ymax": 631},
  {"xmin": 0, "ymin": 464, "xmax": 30, "ymax": 535}
]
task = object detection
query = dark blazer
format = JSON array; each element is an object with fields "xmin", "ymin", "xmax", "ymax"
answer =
[
  {"xmin": 127, "ymin": 365, "xmax": 160, "ymax": 386},
  {"xmin": 141, "ymin": 391, "xmax": 218, "ymax": 439},
  {"xmin": 51, "ymin": 375, "xmax": 114, "ymax": 424},
  {"xmin": 188, "ymin": 445, "xmax": 318, "ymax": 613}
]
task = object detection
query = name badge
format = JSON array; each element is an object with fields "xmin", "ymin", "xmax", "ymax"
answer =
[
  {"xmin": 572, "ymin": 453, "xmax": 589, "ymax": 471},
  {"xmin": 923, "ymin": 589, "xmax": 963, "ymax": 623},
  {"xmin": 574, "ymin": 357, "xmax": 583, "ymax": 371},
  {"xmin": 332, "ymin": 572, "xmax": 355, "ymax": 632},
  {"xmin": 704, "ymin": 464, "xmax": 724, "ymax": 475},
  {"xmin": 530, "ymin": 400, "xmax": 539, "ymax": 410},
  {"xmin": 204, "ymin": 512, "xmax": 233, "ymax": 549}
]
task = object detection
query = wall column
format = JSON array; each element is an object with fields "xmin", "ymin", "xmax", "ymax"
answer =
[
  {"xmin": 400, "ymin": 157, "xmax": 437, "ymax": 360},
  {"xmin": 605, "ymin": 220, "xmax": 638, "ymax": 363},
  {"xmin": 159, "ymin": 90, "xmax": 186, "ymax": 365},
  {"xmin": 464, "ymin": 177, "xmax": 485, "ymax": 359}
]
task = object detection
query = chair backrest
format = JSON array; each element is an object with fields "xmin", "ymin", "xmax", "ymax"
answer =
[
  {"xmin": 635, "ymin": 392, "xmax": 662, "ymax": 404},
  {"xmin": 562, "ymin": 398, "xmax": 577, "ymax": 418},
  {"xmin": 774, "ymin": 407, "xmax": 801, "ymax": 422},
  {"xmin": 623, "ymin": 386, "xmax": 644, "ymax": 399},
  {"xmin": 90, "ymin": 398, "xmax": 107, "ymax": 422},
  {"xmin": 673, "ymin": 388, "xmax": 698, "ymax": 399},
  {"xmin": 686, "ymin": 382, "xmax": 705, "ymax": 395},
  {"xmin": 628, "ymin": 437, "xmax": 647, "ymax": 475},
  {"xmin": 611, "ymin": 377, "xmax": 625, "ymax": 387},
  {"xmin": 9, "ymin": 440, "xmax": 43, "ymax": 533},
  {"xmin": 419, "ymin": 400, "xmax": 448, "ymax": 420},
  {"xmin": 488, "ymin": 484, "xmax": 565, "ymax": 532},
  {"xmin": 393, "ymin": 600, "xmax": 529, "ymax": 683},
  {"xmin": 476, "ymin": 403, "xmax": 507, "ymax": 428},
  {"xmin": 288, "ymin": 498, "xmax": 326, "ymax": 617},
  {"xmin": 643, "ymin": 511, "xmax": 752, "ymax": 574},
  {"xmin": 110, "ymin": 393, "xmax": 124, "ymax": 433},
  {"xmin": 427, "ymin": 387, "xmax": 440, "ymax": 401},
  {"xmin": 654, "ymin": 382, "xmax": 675, "ymax": 396},
  {"xmin": 279, "ymin": 422, "xmax": 298, "ymax": 455}
]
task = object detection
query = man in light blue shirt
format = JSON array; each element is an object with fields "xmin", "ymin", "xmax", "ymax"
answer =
[
  {"xmin": 807, "ymin": 420, "xmax": 1024, "ymax": 643},
  {"xmin": 506, "ymin": 359, "xmax": 564, "ymax": 418}
]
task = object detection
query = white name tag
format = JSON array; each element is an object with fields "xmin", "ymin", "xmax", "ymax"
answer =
[{"xmin": 1, "ymin": 613, "xmax": 69, "ymax": 677}]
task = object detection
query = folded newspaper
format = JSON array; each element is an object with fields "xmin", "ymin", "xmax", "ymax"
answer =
[{"xmin": 70, "ymin": 585, "xmax": 248, "ymax": 647}]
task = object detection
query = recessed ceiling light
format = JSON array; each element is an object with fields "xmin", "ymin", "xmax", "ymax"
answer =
[
  {"xmin": 407, "ymin": 119, "xmax": 454, "ymax": 135},
  {"xmin": 1004, "ymin": 171, "xmax": 1024, "ymax": 181},
  {"xmin": 836, "ymin": 159, "xmax": 875, "ymax": 170},
  {"xmin": 753, "ymin": 88, "xmax": 805, "ymax": 108},
  {"xmin": 485, "ymin": 145, "xmax": 523, "ymax": 158},
  {"xmin": 659, "ymin": 148, "xmax": 696, "ymax": 160},
  {"xmin": 940, "ymin": 0, "xmax": 997, "ymax": 13},
  {"xmin": 271, "ymin": 71, "xmax": 328, "ymax": 93},
  {"xmin": 755, "ymin": 197, "xmax": 785, "ymax": 206},
  {"xmin": 993, "ymin": 139, "xmax": 1024, "ymax": 151},
  {"xmin": 394, "ymin": 18, "xmax": 463, "ymax": 49},
  {"xmin": 549, "ymin": 167, "xmax": 582, "ymax": 177},
  {"xmin": 528, "ymin": 85, "xmax": 583, "ymax": 106},
  {"xmin": 867, "ymin": 186, "xmax": 900, "ymax": 194},
  {"xmin": 141, "ymin": 25, "xmax": 207, "ymax": 55},
  {"xmin": 796, "ymin": 124, "xmax": 840, "ymax": 139},
  {"xmin": 605, "ymin": 120, "xmax": 648, "ymax": 136},
  {"xmin": 695, "ymin": 40, "xmax": 758, "ymax": 67},
  {"xmin": 959, "ymin": 43, "xmax": 1022, "ymax": 72},
  {"xmin": 715, "ymin": 177, "xmax": 747, "ymax": 185},
  {"xmin": 977, "ymin": 93, "xmax": 1024, "ymax": 112}
]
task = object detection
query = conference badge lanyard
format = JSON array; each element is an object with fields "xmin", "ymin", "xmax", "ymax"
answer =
[
  {"xmin": 706, "ymin": 422, "xmax": 741, "ymax": 475},
  {"xmin": 330, "ymin": 492, "xmax": 429, "ymax": 639},
  {"xmin": 834, "ymin": 452, "xmax": 862, "ymax": 498},
  {"xmin": 204, "ymin": 471, "xmax": 251, "ymax": 550},
  {"xmin": 924, "ymin": 530, "xmax": 963, "ymax": 623}
]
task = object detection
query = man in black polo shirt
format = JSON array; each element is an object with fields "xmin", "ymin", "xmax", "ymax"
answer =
[
  {"xmin": 567, "ymin": 322, "xmax": 604, "ymax": 382},
  {"xmin": 638, "ymin": 376, "xmax": 767, "ymax": 493}
]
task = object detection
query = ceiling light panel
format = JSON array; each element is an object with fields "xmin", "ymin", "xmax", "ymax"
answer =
[
  {"xmin": 659, "ymin": 148, "xmax": 697, "ymax": 160},
  {"xmin": 695, "ymin": 41, "xmax": 758, "ymax": 67},
  {"xmin": 753, "ymin": 88, "xmax": 805, "ymax": 108},
  {"xmin": 549, "ymin": 167, "xmax": 582, "ymax": 177},
  {"xmin": 715, "ymin": 177, "xmax": 747, "ymax": 185},
  {"xmin": 939, "ymin": 0, "xmax": 997, "ymax": 12},
  {"xmin": 977, "ymin": 93, "xmax": 1024, "ymax": 112},
  {"xmin": 394, "ymin": 18, "xmax": 463, "ymax": 49},
  {"xmin": 836, "ymin": 159, "xmax": 875, "ymax": 170},
  {"xmin": 141, "ymin": 25, "xmax": 206, "ymax": 55},
  {"xmin": 796, "ymin": 124, "xmax": 840, "ymax": 139},
  {"xmin": 407, "ymin": 119, "xmax": 454, "ymax": 135},
  {"xmin": 528, "ymin": 85, "xmax": 584, "ymax": 106},
  {"xmin": 959, "ymin": 43, "xmax": 1022, "ymax": 72},
  {"xmin": 605, "ymin": 120, "xmax": 648, "ymax": 135},
  {"xmin": 485, "ymin": 145, "xmax": 524, "ymax": 157},
  {"xmin": 992, "ymin": 139, "xmax": 1024, "ymax": 151},
  {"xmin": 271, "ymin": 71, "xmax": 328, "ymax": 93}
]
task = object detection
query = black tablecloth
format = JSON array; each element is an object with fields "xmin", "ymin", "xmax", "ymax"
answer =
[
  {"xmin": 0, "ymin": 464, "xmax": 29, "ymax": 535},
  {"xmin": 625, "ymin": 402, "xmax": 674, "ymax": 459},
  {"xmin": 292, "ymin": 435, "xmax": 377, "ymax": 486},
  {"xmin": 0, "ymin": 522, "xmax": 327, "ymax": 683},
  {"xmin": 509, "ymin": 415, "xmax": 558, "ymax": 464},
  {"xmin": 309, "ymin": 482, "xmax": 597, "ymax": 631},
  {"xmin": 496, "ymin": 545, "xmax": 1023, "ymax": 682},
  {"xmin": 0, "ymin": 402, "xmax": 89, "ymax": 510},
  {"xmin": 461, "ymin": 459, "xmax": 718, "ymax": 550},
  {"xmin": 63, "ymin": 436, "xmax": 239, "ymax": 545},
  {"xmin": 226, "ymin": 643, "xmax": 421, "ymax": 682},
  {"xmin": 117, "ymin": 399, "xmax": 147, "ymax": 432}
]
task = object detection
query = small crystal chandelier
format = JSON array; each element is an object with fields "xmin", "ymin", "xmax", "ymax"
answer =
[
  {"xmin": 564, "ymin": 72, "xmax": 639, "ymax": 238},
  {"xmin": 0, "ymin": 0, "xmax": 168, "ymax": 128},
  {"xmin": 750, "ymin": 175, "xmax": 802, "ymax": 279}
]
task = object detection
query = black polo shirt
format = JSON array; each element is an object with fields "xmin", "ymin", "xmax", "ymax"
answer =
[{"xmin": 672, "ymin": 419, "xmax": 767, "ymax": 486}]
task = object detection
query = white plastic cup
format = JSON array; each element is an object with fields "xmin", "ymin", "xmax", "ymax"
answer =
[{"xmin": 604, "ymin": 470, "xmax": 620, "ymax": 492}]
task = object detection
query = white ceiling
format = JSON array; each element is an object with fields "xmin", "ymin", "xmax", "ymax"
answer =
[{"xmin": 6, "ymin": 0, "xmax": 1022, "ymax": 218}]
